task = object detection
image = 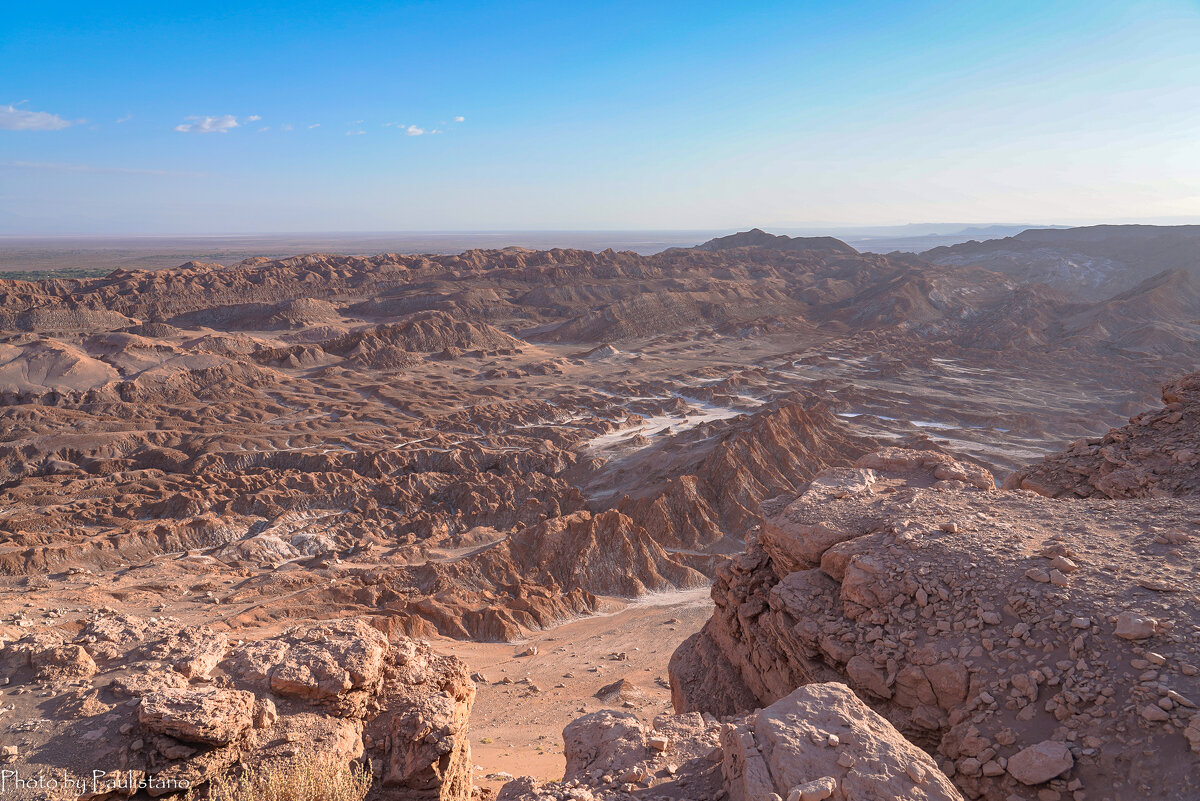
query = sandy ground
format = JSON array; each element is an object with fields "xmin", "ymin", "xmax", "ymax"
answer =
[{"xmin": 433, "ymin": 587, "xmax": 714, "ymax": 792}]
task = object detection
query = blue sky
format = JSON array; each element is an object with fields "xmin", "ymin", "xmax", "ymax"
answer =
[{"xmin": 2, "ymin": 0, "xmax": 1199, "ymax": 234}]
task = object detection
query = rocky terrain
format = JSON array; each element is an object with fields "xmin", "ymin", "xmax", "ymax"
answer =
[
  {"xmin": 659, "ymin": 385, "xmax": 1200, "ymax": 800},
  {"xmin": 1005, "ymin": 372, "xmax": 1200, "ymax": 499},
  {"xmin": 0, "ymin": 226, "xmax": 1197, "ymax": 799},
  {"xmin": 0, "ymin": 616, "xmax": 473, "ymax": 800},
  {"xmin": 495, "ymin": 376, "xmax": 1200, "ymax": 801},
  {"xmin": 923, "ymin": 224, "xmax": 1200, "ymax": 301}
]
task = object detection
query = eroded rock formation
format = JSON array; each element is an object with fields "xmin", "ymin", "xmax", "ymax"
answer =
[
  {"xmin": 670, "ymin": 437, "xmax": 1200, "ymax": 800},
  {"xmin": 0, "ymin": 616, "xmax": 474, "ymax": 800}
]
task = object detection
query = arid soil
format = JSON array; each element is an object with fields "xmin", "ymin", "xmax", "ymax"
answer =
[
  {"xmin": 0, "ymin": 228, "xmax": 1197, "ymax": 800},
  {"xmin": 440, "ymin": 588, "xmax": 712, "ymax": 793}
]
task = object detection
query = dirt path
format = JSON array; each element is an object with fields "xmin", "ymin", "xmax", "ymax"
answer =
[{"xmin": 432, "ymin": 587, "xmax": 713, "ymax": 792}]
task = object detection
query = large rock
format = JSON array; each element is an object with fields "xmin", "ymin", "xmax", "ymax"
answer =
[
  {"xmin": 562, "ymin": 710, "xmax": 649, "ymax": 779},
  {"xmin": 372, "ymin": 637, "xmax": 475, "ymax": 800},
  {"xmin": 139, "ymin": 626, "xmax": 228, "ymax": 679},
  {"xmin": 32, "ymin": 643, "xmax": 98, "ymax": 681},
  {"xmin": 1, "ymin": 631, "xmax": 97, "ymax": 682},
  {"xmin": 1005, "ymin": 740, "xmax": 1074, "ymax": 785},
  {"xmin": 497, "ymin": 687, "xmax": 956, "ymax": 801},
  {"xmin": 499, "ymin": 710, "xmax": 724, "ymax": 800},
  {"xmin": 232, "ymin": 618, "xmax": 388, "ymax": 713},
  {"xmin": 722, "ymin": 683, "xmax": 962, "ymax": 801},
  {"xmin": 138, "ymin": 687, "xmax": 255, "ymax": 746}
]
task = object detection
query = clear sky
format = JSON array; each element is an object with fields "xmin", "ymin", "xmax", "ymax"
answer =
[{"xmin": 3, "ymin": 0, "xmax": 1199, "ymax": 234}]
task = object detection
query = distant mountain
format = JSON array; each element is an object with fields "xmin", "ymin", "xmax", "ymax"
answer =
[
  {"xmin": 952, "ymin": 224, "xmax": 1068, "ymax": 238},
  {"xmin": 695, "ymin": 228, "xmax": 858, "ymax": 255},
  {"xmin": 842, "ymin": 224, "xmax": 1067, "ymax": 255},
  {"xmin": 1061, "ymin": 268, "xmax": 1200, "ymax": 355},
  {"xmin": 922, "ymin": 224, "xmax": 1200, "ymax": 300}
]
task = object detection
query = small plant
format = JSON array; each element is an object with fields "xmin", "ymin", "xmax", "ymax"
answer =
[
  {"xmin": 207, "ymin": 755, "xmax": 372, "ymax": 801},
  {"xmin": 479, "ymin": 737, "xmax": 494, "ymax": 744}
]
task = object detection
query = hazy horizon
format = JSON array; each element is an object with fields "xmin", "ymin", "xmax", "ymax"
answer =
[{"xmin": 4, "ymin": 217, "xmax": 1200, "ymax": 240}]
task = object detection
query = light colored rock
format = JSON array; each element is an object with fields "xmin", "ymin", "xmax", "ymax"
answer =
[
  {"xmin": 32, "ymin": 643, "xmax": 97, "ymax": 681},
  {"xmin": 233, "ymin": 618, "xmax": 388, "ymax": 712},
  {"xmin": 1114, "ymin": 612, "xmax": 1157, "ymax": 640},
  {"xmin": 252, "ymin": 696, "xmax": 277, "ymax": 729},
  {"xmin": 1185, "ymin": 716, "xmax": 1200, "ymax": 754},
  {"xmin": 139, "ymin": 626, "xmax": 227, "ymax": 679},
  {"xmin": 724, "ymin": 683, "xmax": 962, "ymax": 801},
  {"xmin": 138, "ymin": 687, "xmax": 255, "ymax": 746},
  {"xmin": 377, "ymin": 638, "xmax": 475, "ymax": 799},
  {"xmin": 1141, "ymin": 704, "xmax": 1169, "ymax": 722},
  {"xmin": 1050, "ymin": 555, "xmax": 1079, "ymax": 573},
  {"xmin": 787, "ymin": 776, "xmax": 837, "ymax": 801},
  {"xmin": 1006, "ymin": 740, "xmax": 1074, "ymax": 785},
  {"xmin": 674, "ymin": 410, "xmax": 1200, "ymax": 801},
  {"xmin": 562, "ymin": 710, "xmax": 648, "ymax": 780}
]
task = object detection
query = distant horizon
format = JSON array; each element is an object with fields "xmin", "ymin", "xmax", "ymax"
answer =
[
  {"xmin": 5, "ymin": 217, "xmax": 1200, "ymax": 241},
  {"xmin": 8, "ymin": 218, "xmax": 1200, "ymax": 274}
]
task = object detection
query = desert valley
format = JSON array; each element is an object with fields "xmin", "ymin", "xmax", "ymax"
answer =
[{"xmin": 0, "ymin": 224, "xmax": 1197, "ymax": 801}]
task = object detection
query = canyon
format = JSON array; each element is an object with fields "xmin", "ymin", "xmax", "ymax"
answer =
[{"xmin": 0, "ymin": 227, "xmax": 1197, "ymax": 800}]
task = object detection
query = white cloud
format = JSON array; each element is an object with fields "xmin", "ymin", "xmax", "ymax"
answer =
[
  {"xmin": 246, "ymin": 115, "xmax": 262, "ymax": 122},
  {"xmin": 346, "ymin": 129, "xmax": 365, "ymax": 136},
  {"xmin": 116, "ymin": 113, "xmax": 133, "ymax": 124},
  {"xmin": 282, "ymin": 123, "xmax": 294, "ymax": 131},
  {"xmin": 0, "ymin": 103, "xmax": 75, "ymax": 131},
  {"xmin": 257, "ymin": 126, "xmax": 270, "ymax": 132},
  {"xmin": 453, "ymin": 116, "xmax": 464, "ymax": 122},
  {"xmin": 307, "ymin": 123, "xmax": 320, "ymax": 129},
  {"xmin": 405, "ymin": 125, "xmax": 426, "ymax": 136},
  {"xmin": 174, "ymin": 114, "xmax": 240, "ymax": 134}
]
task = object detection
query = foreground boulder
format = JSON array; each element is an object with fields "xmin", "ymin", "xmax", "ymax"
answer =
[
  {"xmin": 0, "ymin": 614, "xmax": 474, "ymax": 800},
  {"xmin": 499, "ymin": 682, "xmax": 960, "ymax": 801},
  {"xmin": 723, "ymin": 683, "xmax": 962, "ymax": 801},
  {"xmin": 670, "ymin": 445, "xmax": 1200, "ymax": 800}
]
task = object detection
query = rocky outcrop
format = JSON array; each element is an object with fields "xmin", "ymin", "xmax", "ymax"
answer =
[
  {"xmin": 616, "ymin": 399, "xmax": 879, "ymax": 550},
  {"xmin": 0, "ymin": 615, "xmax": 474, "ymax": 800},
  {"xmin": 670, "ymin": 447, "xmax": 1200, "ymax": 800},
  {"xmin": 497, "ymin": 683, "xmax": 960, "ymax": 801},
  {"xmin": 497, "ymin": 709, "xmax": 725, "ymax": 800},
  {"xmin": 321, "ymin": 311, "xmax": 524, "ymax": 356},
  {"xmin": 1005, "ymin": 371, "xmax": 1200, "ymax": 498},
  {"xmin": 722, "ymin": 683, "xmax": 962, "ymax": 801},
  {"xmin": 138, "ymin": 687, "xmax": 256, "ymax": 746}
]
